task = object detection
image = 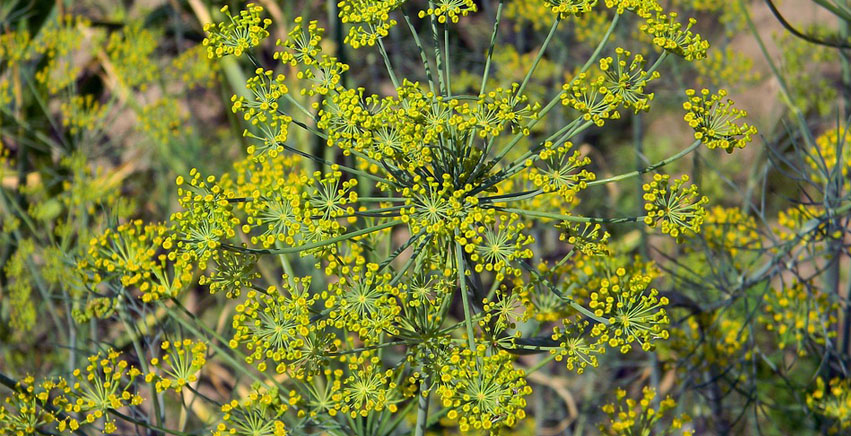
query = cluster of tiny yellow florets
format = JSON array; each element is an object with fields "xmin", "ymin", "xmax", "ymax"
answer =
[
  {"xmin": 0, "ymin": 375, "xmax": 60, "ymax": 436},
  {"xmin": 327, "ymin": 265, "xmax": 402, "ymax": 344},
  {"xmin": 59, "ymin": 94, "xmax": 108, "ymax": 136},
  {"xmin": 106, "ymin": 22, "xmax": 160, "ymax": 90},
  {"xmin": 0, "ymin": 350, "xmax": 145, "ymax": 435},
  {"xmin": 758, "ymin": 282, "xmax": 838, "ymax": 355},
  {"xmin": 338, "ymin": 0, "xmax": 404, "ymax": 48},
  {"xmin": 589, "ymin": 268, "xmax": 670, "ymax": 352},
  {"xmin": 643, "ymin": 174, "xmax": 708, "ymax": 242},
  {"xmin": 234, "ymin": 68, "xmax": 293, "ymax": 161},
  {"xmin": 146, "ymin": 339, "xmax": 208, "ymax": 393},
  {"xmin": 683, "ymin": 88, "xmax": 757, "ymax": 153},
  {"xmin": 805, "ymin": 127, "xmax": 851, "ymax": 187},
  {"xmin": 542, "ymin": 0, "xmax": 598, "ymax": 19},
  {"xmin": 213, "ymin": 387, "xmax": 290, "ymax": 436},
  {"xmin": 418, "ymin": 0, "xmax": 478, "ymax": 23},
  {"xmin": 32, "ymin": 15, "xmax": 92, "ymax": 94},
  {"xmin": 560, "ymin": 47, "xmax": 662, "ymax": 127},
  {"xmin": 529, "ymin": 141, "xmax": 595, "ymax": 201},
  {"xmin": 599, "ymin": 387, "xmax": 693, "ymax": 435},
  {"xmin": 435, "ymin": 347, "xmax": 532, "ymax": 433},
  {"xmin": 203, "ymin": 4, "xmax": 271, "ymax": 58},
  {"xmin": 78, "ymin": 220, "xmax": 189, "ymax": 302},
  {"xmin": 58, "ymin": 350, "xmax": 145, "ymax": 434},
  {"xmin": 605, "ymin": 0, "xmax": 662, "ymax": 17},
  {"xmin": 600, "ymin": 48, "xmax": 660, "ymax": 112},
  {"xmin": 458, "ymin": 212, "xmax": 535, "ymax": 281},
  {"xmin": 230, "ymin": 276, "xmax": 328, "ymax": 379},
  {"xmin": 640, "ymin": 12, "xmax": 709, "ymax": 61},
  {"xmin": 808, "ymin": 377, "xmax": 851, "ymax": 433},
  {"xmin": 335, "ymin": 352, "xmax": 401, "ymax": 418}
]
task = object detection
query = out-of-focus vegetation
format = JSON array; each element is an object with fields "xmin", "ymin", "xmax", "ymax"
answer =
[{"xmin": 0, "ymin": 0, "xmax": 850, "ymax": 435}]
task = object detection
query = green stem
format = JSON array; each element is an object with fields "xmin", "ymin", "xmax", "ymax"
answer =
[
  {"xmin": 500, "ymin": 207, "xmax": 641, "ymax": 224},
  {"xmin": 587, "ymin": 140, "xmax": 702, "ymax": 186},
  {"xmin": 224, "ymin": 220, "xmax": 401, "ymax": 255},
  {"xmin": 516, "ymin": 17, "xmax": 560, "ymax": 97},
  {"xmin": 454, "ymin": 238, "xmax": 477, "ymax": 351},
  {"xmin": 414, "ymin": 379, "xmax": 431, "ymax": 436}
]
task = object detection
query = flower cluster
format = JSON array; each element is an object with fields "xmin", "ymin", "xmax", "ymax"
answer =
[
  {"xmin": 683, "ymin": 88, "xmax": 757, "ymax": 152},
  {"xmin": 758, "ymin": 283, "xmax": 838, "ymax": 355},
  {"xmin": 643, "ymin": 174, "xmax": 708, "ymax": 242},
  {"xmin": 213, "ymin": 386, "xmax": 290, "ymax": 436},
  {"xmin": 146, "ymin": 339, "xmax": 208, "ymax": 393},
  {"xmin": 640, "ymin": 12, "xmax": 709, "ymax": 61},
  {"xmin": 435, "ymin": 348, "xmax": 532, "ymax": 432},
  {"xmin": 808, "ymin": 377, "xmax": 851, "ymax": 433},
  {"xmin": 600, "ymin": 48, "xmax": 660, "ymax": 112},
  {"xmin": 338, "ymin": 0, "xmax": 404, "ymax": 48},
  {"xmin": 58, "ymin": 350, "xmax": 145, "ymax": 433},
  {"xmin": 543, "ymin": 0, "xmax": 597, "ymax": 19},
  {"xmin": 203, "ymin": 4, "xmax": 271, "ymax": 58},
  {"xmin": 78, "ymin": 220, "xmax": 188, "ymax": 302},
  {"xmin": 230, "ymin": 277, "xmax": 327, "ymax": 379},
  {"xmin": 235, "ymin": 68, "xmax": 293, "ymax": 161},
  {"xmin": 599, "ymin": 387, "xmax": 693, "ymax": 435},
  {"xmin": 418, "ymin": 0, "xmax": 478, "ymax": 23}
]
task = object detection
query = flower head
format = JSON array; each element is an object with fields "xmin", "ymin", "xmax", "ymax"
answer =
[
  {"xmin": 683, "ymin": 88, "xmax": 757, "ymax": 153},
  {"xmin": 643, "ymin": 174, "xmax": 708, "ymax": 242},
  {"xmin": 203, "ymin": 4, "xmax": 271, "ymax": 58}
]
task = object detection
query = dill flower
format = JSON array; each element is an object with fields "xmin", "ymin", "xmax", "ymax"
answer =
[
  {"xmin": 600, "ymin": 48, "xmax": 659, "ymax": 112},
  {"xmin": 338, "ymin": 0, "xmax": 405, "ymax": 48},
  {"xmin": 599, "ymin": 387, "xmax": 693, "ymax": 436},
  {"xmin": 418, "ymin": 0, "xmax": 478, "ymax": 24},
  {"xmin": 588, "ymin": 268, "xmax": 670, "ymax": 353},
  {"xmin": 230, "ymin": 277, "xmax": 321, "ymax": 379},
  {"xmin": 146, "ymin": 339, "xmax": 208, "ymax": 393},
  {"xmin": 59, "ymin": 94, "xmax": 107, "ymax": 136},
  {"xmin": 327, "ymin": 265, "xmax": 402, "ymax": 344},
  {"xmin": 336, "ymin": 352, "xmax": 400, "ymax": 418},
  {"xmin": 435, "ymin": 348, "xmax": 532, "ymax": 432},
  {"xmin": 203, "ymin": 4, "xmax": 271, "ymax": 58},
  {"xmin": 561, "ymin": 73, "xmax": 622, "ymax": 126},
  {"xmin": 640, "ymin": 12, "xmax": 709, "ymax": 61},
  {"xmin": 643, "ymin": 174, "xmax": 708, "ymax": 242},
  {"xmin": 458, "ymin": 212, "xmax": 535, "ymax": 281},
  {"xmin": 213, "ymin": 386, "xmax": 289, "ymax": 436},
  {"xmin": 543, "ymin": 0, "xmax": 598, "ymax": 19},
  {"xmin": 759, "ymin": 283, "xmax": 838, "ymax": 355},
  {"xmin": 558, "ymin": 222, "xmax": 611, "ymax": 256},
  {"xmin": 4, "ymin": 239, "xmax": 35, "ymax": 331},
  {"xmin": 683, "ymin": 88, "xmax": 757, "ymax": 153},
  {"xmin": 604, "ymin": 0, "xmax": 662, "ymax": 17},
  {"xmin": 551, "ymin": 320, "xmax": 606, "ymax": 374},
  {"xmin": 529, "ymin": 141, "xmax": 595, "ymax": 201},
  {"xmin": 808, "ymin": 377, "xmax": 851, "ymax": 433},
  {"xmin": 200, "ymin": 251, "xmax": 259, "ymax": 298},
  {"xmin": 78, "ymin": 220, "xmax": 186, "ymax": 302},
  {"xmin": 0, "ymin": 376, "xmax": 60, "ymax": 435},
  {"xmin": 58, "ymin": 350, "xmax": 145, "ymax": 434},
  {"xmin": 106, "ymin": 22, "xmax": 160, "ymax": 90}
]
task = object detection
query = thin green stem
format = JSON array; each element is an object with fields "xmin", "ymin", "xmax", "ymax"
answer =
[
  {"xmin": 516, "ymin": 17, "xmax": 560, "ymax": 97},
  {"xmin": 500, "ymin": 207, "xmax": 641, "ymax": 224},
  {"xmin": 223, "ymin": 220, "xmax": 401, "ymax": 255},
  {"xmin": 587, "ymin": 140, "xmax": 702, "ymax": 186},
  {"xmin": 377, "ymin": 37, "xmax": 401, "ymax": 89},
  {"xmin": 454, "ymin": 238, "xmax": 477, "ymax": 351}
]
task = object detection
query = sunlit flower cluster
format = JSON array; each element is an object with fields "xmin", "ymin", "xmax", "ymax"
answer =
[
  {"xmin": 203, "ymin": 4, "xmax": 272, "ymax": 58},
  {"xmin": 146, "ymin": 339, "xmax": 208, "ymax": 393},
  {"xmin": 599, "ymin": 387, "xmax": 693, "ymax": 435},
  {"xmin": 683, "ymin": 88, "xmax": 757, "ymax": 152},
  {"xmin": 641, "ymin": 12, "xmax": 709, "ymax": 61},
  {"xmin": 643, "ymin": 174, "xmax": 708, "ymax": 241}
]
